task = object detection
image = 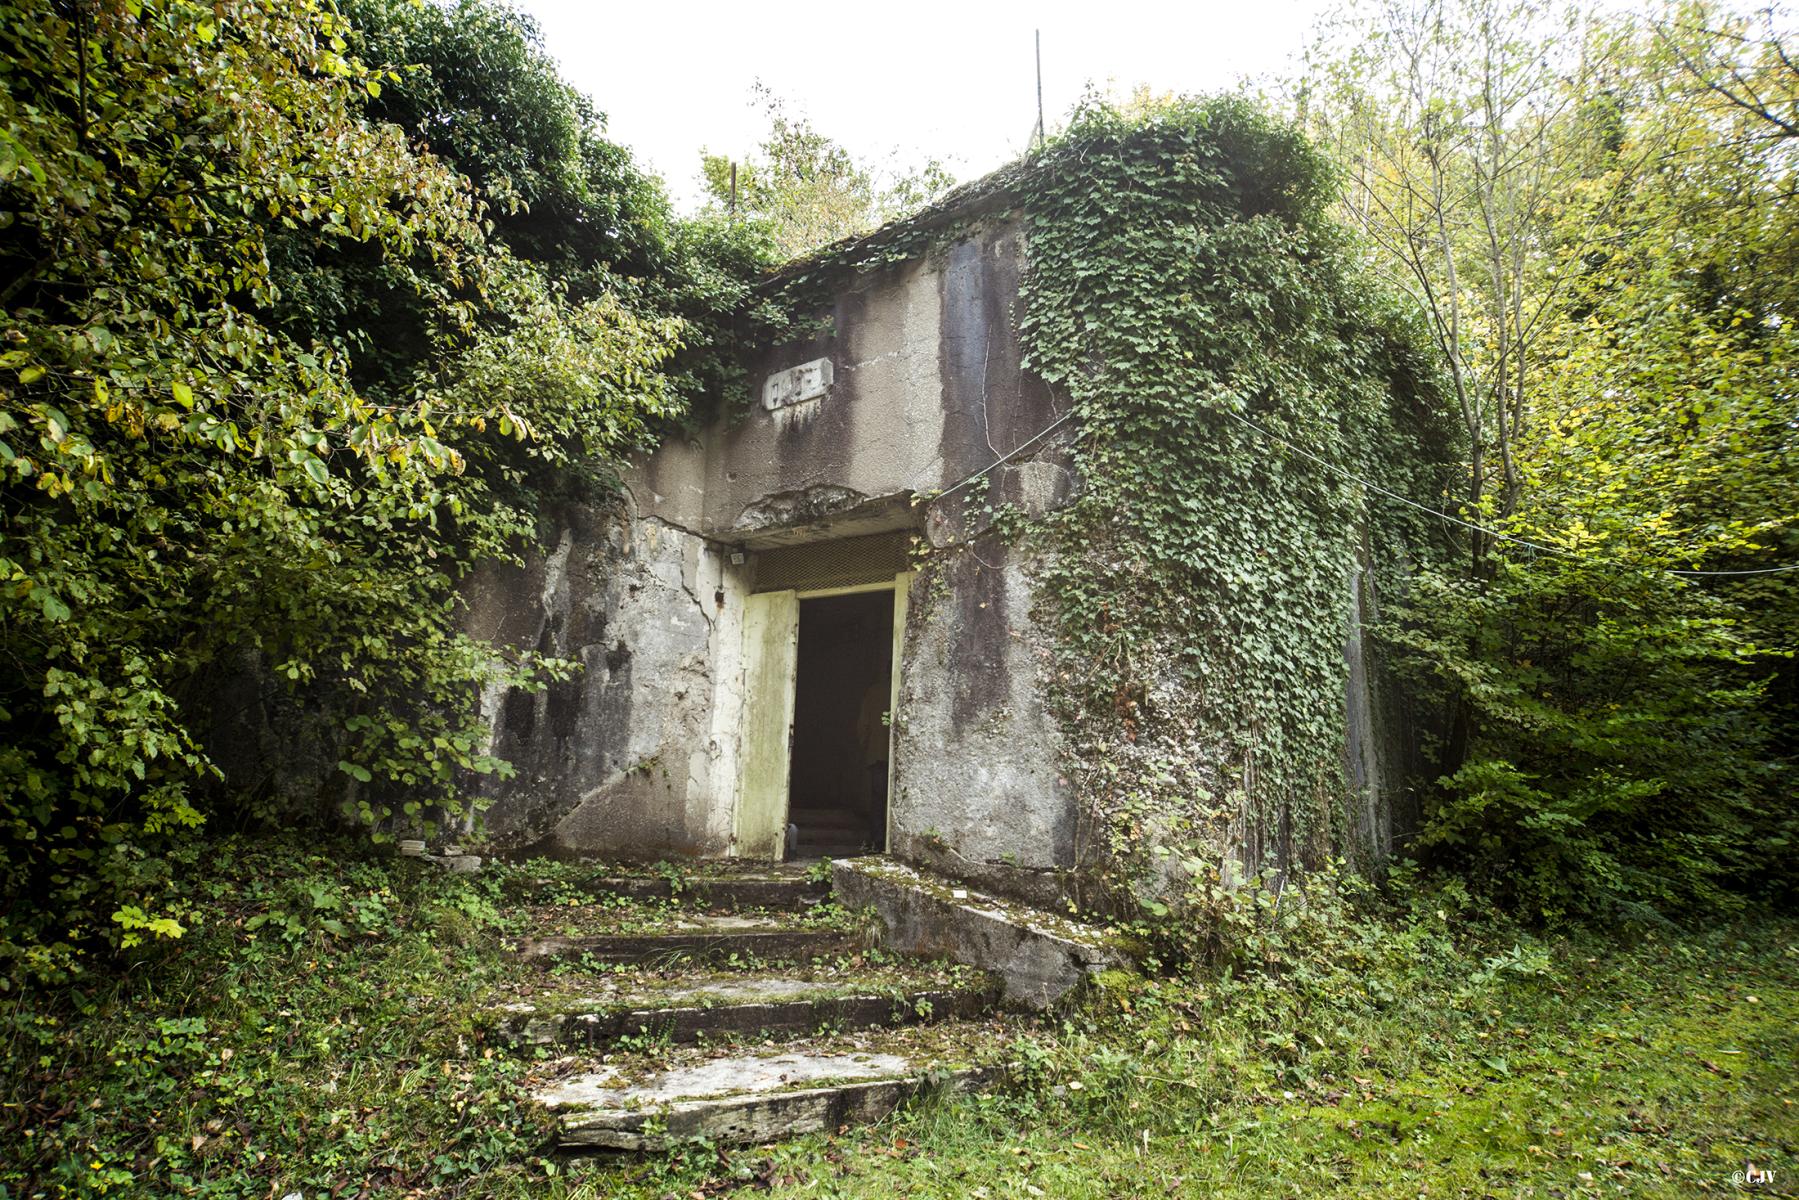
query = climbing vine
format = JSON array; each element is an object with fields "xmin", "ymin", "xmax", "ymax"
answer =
[{"xmin": 1012, "ymin": 99, "xmax": 1456, "ymax": 916}]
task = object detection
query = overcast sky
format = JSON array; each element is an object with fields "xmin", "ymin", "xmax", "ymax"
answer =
[{"xmin": 514, "ymin": 0, "xmax": 1337, "ymax": 211}]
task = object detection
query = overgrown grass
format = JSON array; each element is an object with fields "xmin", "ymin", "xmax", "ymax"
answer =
[
  {"xmin": 0, "ymin": 839, "xmax": 551, "ymax": 1198},
  {"xmin": 1, "ymin": 837, "xmax": 1793, "ymax": 1198}
]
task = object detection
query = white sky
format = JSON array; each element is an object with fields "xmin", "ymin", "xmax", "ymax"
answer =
[{"xmin": 516, "ymin": 0, "xmax": 1336, "ymax": 212}]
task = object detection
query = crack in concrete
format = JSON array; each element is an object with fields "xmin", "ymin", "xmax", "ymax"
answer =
[
  {"xmin": 638, "ymin": 516, "xmax": 718, "ymax": 632},
  {"xmin": 640, "ymin": 513, "xmax": 712, "ymax": 544}
]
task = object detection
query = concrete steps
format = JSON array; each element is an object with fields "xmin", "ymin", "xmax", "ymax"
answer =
[
  {"xmin": 514, "ymin": 913, "xmax": 865, "ymax": 967},
  {"xmin": 494, "ymin": 960, "xmax": 1002, "ymax": 1048},
  {"xmin": 831, "ymin": 856, "xmax": 1130, "ymax": 1008},
  {"xmin": 495, "ymin": 864, "xmax": 1010, "ymax": 1151},
  {"xmin": 492, "ymin": 857, "xmax": 1122, "ymax": 1152},
  {"xmin": 532, "ymin": 1022, "xmax": 1011, "ymax": 1151},
  {"xmin": 790, "ymin": 808, "xmax": 879, "ymax": 857},
  {"xmin": 512, "ymin": 865, "xmax": 828, "ymax": 911}
]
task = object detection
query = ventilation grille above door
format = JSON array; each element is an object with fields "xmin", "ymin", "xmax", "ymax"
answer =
[{"xmin": 750, "ymin": 532, "xmax": 912, "ymax": 594}]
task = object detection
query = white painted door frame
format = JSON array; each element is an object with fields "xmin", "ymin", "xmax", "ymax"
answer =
[{"xmin": 731, "ymin": 572, "xmax": 911, "ymax": 860}]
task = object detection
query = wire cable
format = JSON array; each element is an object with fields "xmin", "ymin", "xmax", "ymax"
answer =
[
  {"xmin": 928, "ymin": 408, "xmax": 1082, "ymax": 501},
  {"xmin": 1213, "ymin": 406, "xmax": 1799, "ymax": 579},
  {"xmin": 924, "ymin": 400, "xmax": 1799, "ymax": 579}
]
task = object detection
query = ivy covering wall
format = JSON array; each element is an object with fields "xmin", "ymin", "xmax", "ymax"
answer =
[{"xmin": 1012, "ymin": 100, "xmax": 1457, "ymax": 909}]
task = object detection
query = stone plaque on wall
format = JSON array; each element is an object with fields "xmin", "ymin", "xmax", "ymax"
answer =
[{"xmin": 762, "ymin": 358, "xmax": 834, "ymax": 410}]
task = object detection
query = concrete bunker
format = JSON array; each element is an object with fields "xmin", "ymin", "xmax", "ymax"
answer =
[{"xmin": 462, "ymin": 170, "xmax": 1427, "ymax": 907}]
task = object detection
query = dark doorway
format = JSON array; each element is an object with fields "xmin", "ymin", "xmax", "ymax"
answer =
[{"xmin": 788, "ymin": 589, "xmax": 894, "ymax": 858}]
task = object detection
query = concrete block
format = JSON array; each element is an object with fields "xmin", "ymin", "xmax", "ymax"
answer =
[
  {"xmin": 430, "ymin": 854, "xmax": 483, "ymax": 874},
  {"xmin": 495, "ymin": 978, "xmax": 999, "ymax": 1048},
  {"xmin": 830, "ymin": 857, "xmax": 1128, "ymax": 1009},
  {"xmin": 762, "ymin": 358, "xmax": 834, "ymax": 409},
  {"xmin": 515, "ymin": 924, "xmax": 863, "ymax": 966}
]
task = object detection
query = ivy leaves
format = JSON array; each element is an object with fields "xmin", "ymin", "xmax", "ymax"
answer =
[{"xmin": 1016, "ymin": 99, "xmax": 1450, "ymax": 919}]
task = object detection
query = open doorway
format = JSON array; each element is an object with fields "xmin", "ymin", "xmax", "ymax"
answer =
[{"xmin": 787, "ymin": 589, "xmax": 894, "ymax": 857}]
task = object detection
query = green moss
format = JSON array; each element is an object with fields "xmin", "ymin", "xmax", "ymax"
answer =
[{"xmin": 1089, "ymin": 968, "xmax": 1143, "ymax": 997}]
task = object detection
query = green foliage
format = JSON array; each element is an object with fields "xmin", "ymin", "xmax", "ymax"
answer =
[
  {"xmin": 341, "ymin": 0, "xmax": 658, "ymax": 271},
  {"xmin": 700, "ymin": 83, "xmax": 955, "ymax": 260},
  {"xmin": 0, "ymin": 838, "xmax": 560, "ymax": 1197},
  {"xmin": 592, "ymin": 897, "xmax": 1796, "ymax": 1199},
  {"xmin": 1386, "ymin": 555, "xmax": 1775, "ymax": 921},
  {"xmin": 6, "ymin": 837, "xmax": 1792, "ymax": 1198},
  {"xmin": 329, "ymin": 0, "xmax": 784, "ymax": 417},
  {"xmin": 1011, "ymin": 98, "xmax": 1454, "ymax": 919},
  {"xmin": 1306, "ymin": 1, "xmax": 1799, "ymax": 919},
  {"xmin": 0, "ymin": 0, "xmax": 766, "ymax": 981}
]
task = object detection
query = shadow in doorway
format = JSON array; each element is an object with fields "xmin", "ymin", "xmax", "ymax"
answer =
[{"xmin": 787, "ymin": 590, "xmax": 893, "ymax": 858}]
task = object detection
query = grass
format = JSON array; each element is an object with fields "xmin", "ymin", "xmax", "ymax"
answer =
[
  {"xmin": 802, "ymin": 937, "xmax": 1797, "ymax": 1199},
  {"xmin": 0, "ymin": 836, "xmax": 1793, "ymax": 1199}
]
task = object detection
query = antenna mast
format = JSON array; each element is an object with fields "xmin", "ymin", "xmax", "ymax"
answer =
[{"xmin": 1035, "ymin": 29, "xmax": 1045, "ymax": 149}]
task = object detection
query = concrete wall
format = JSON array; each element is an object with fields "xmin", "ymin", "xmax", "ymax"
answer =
[
  {"xmin": 471, "ymin": 217, "xmax": 1084, "ymax": 878},
  {"xmin": 1340, "ymin": 545, "xmax": 1423, "ymax": 867},
  {"xmin": 670, "ymin": 221, "xmax": 1062, "ymax": 546},
  {"xmin": 461, "ymin": 489, "xmax": 746, "ymax": 859},
  {"xmin": 889, "ymin": 539, "xmax": 1076, "ymax": 907}
]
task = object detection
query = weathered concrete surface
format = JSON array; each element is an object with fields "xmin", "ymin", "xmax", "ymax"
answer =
[
  {"xmin": 514, "ymin": 911, "xmax": 865, "ymax": 966},
  {"xmin": 461, "ymin": 488, "xmax": 742, "ymax": 859},
  {"xmin": 467, "ymin": 218, "xmax": 1082, "ymax": 874},
  {"xmin": 549, "ymin": 1049, "xmax": 912, "ymax": 1106},
  {"xmin": 427, "ymin": 853, "xmax": 483, "ymax": 874},
  {"xmin": 460, "ymin": 199, "xmax": 1421, "ymax": 889},
  {"xmin": 888, "ymin": 537, "xmax": 1076, "ymax": 906},
  {"xmin": 638, "ymin": 220, "xmax": 1061, "ymax": 547},
  {"xmin": 513, "ymin": 871, "xmax": 827, "ymax": 910},
  {"xmin": 832, "ymin": 858, "xmax": 1126, "ymax": 1009},
  {"xmin": 1341, "ymin": 548, "xmax": 1421, "ymax": 866},
  {"xmin": 495, "ymin": 978, "xmax": 1000, "ymax": 1048},
  {"xmin": 541, "ymin": 1053, "xmax": 989, "ymax": 1150},
  {"xmin": 683, "ymin": 223, "xmax": 1050, "ymax": 546}
]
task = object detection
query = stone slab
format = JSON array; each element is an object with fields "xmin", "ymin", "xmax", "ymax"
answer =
[
  {"xmin": 831, "ymin": 857, "xmax": 1128, "ymax": 1009},
  {"xmin": 494, "ymin": 979, "xmax": 1000, "ymax": 1047},
  {"xmin": 568, "ymin": 874, "xmax": 828, "ymax": 910},
  {"xmin": 762, "ymin": 357, "xmax": 834, "ymax": 410},
  {"xmin": 539, "ymin": 1050, "xmax": 990, "ymax": 1150},
  {"xmin": 430, "ymin": 854, "xmax": 483, "ymax": 874},
  {"xmin": 515, "ymin": 926, "xmax": 862, "ymax": 966}
]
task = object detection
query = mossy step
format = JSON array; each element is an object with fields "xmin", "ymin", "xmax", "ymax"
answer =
[
  {"xmin": 492, "ymin": 964, "xmax": 1002, "ymax": 1048},
  {"xmin": 514, "ymin": 867, "xmax": 828, "ymax": 911},
  {"xmin": 512, "ymin": 901, "xmax": 853, "ymax": 939},
  {"xmin": 514, "ymin": 914, "xmax": 865, "ymax": 966},
  {"xmin": 532, "ymin": 1019, "xmax": 1014, "ymax": 1151}
]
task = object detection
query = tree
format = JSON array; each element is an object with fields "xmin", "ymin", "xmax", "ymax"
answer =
[
  {"xmin": 699, "ymin": 84, "xmax": 955, "ymax": 259},
  {"xmin": 1299, "ymin": 0, "xmax": 1798, "ymax": 917},
  {"xmin": 1659, "ymin": 3, "xmax": 1799, "ymax": 140},
  {"xmin": 305, "ymin": 0, "xmax": 779, "ymax": 417},
  {"xmin": 0, "ymin": 0, "xmax": 710, "ymax": 980},
  {"xmin": 1301, "ymin": 0, "xmax": 1616, "ymax": 550}
]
